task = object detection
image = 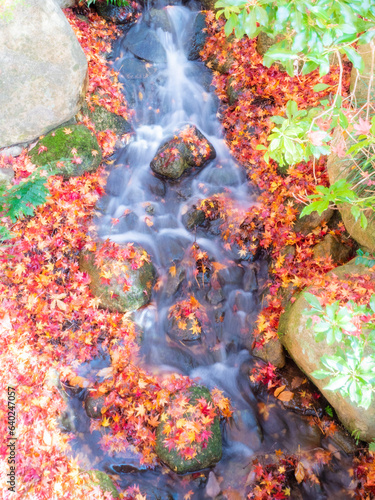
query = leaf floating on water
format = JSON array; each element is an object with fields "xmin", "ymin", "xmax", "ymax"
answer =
[{"xmin": 295, "ymin": 461, "xmax": 305, "ymax": 484}]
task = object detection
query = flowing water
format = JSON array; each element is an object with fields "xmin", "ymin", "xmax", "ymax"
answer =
[{"xmin": 68, "ymin": 3, "xmax": 356, "ymax": 498}]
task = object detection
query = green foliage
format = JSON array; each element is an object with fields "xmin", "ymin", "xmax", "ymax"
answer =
[
  {"xmin": 215, "ymin": 0, "xmax": 375, "ymax": 77},
  {"xmin": 0, "ymin": 166, "xmax": 56, "ymax": 242},
  {"xmin": 86, "ymin": 0, "xmax": 129, "ymax": 7},
  {"xmin": 356, "ymin": 249, "xmax": 375, "ymax": 268},
  {"xmin": 304, "ymin": 291, "xmax": 375, "ymax": 410},
  {"xmin": 325, "ymin": 405, "xmax": 333, "ymax": 417}
]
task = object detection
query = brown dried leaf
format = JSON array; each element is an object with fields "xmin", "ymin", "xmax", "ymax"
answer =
[{"xmin": 277, "ymin": 390, "xmax": 294, "ymax": 402}]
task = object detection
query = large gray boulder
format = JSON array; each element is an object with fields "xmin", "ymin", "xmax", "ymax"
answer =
[
  {"xmin": 279, "ymin": 259, "xmax": 375, "ymax": 442},
  {"xmin": 0, "ymin": 0, "xmax": 88, "ymax": 148}
]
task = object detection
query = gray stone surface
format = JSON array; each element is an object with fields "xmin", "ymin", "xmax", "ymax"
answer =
[
  {"xmin": 54, "ymin": 0, "xmax": 77, "ymax": 7},
  {"xmin": 0, "ymin": 0, "xmax": 87, "ymax": 148}
]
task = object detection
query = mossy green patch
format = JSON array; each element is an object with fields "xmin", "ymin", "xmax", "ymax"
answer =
[
  {"xmin": 86, "ymin": 470, "xmax": 119, "ymax": 498},
  {"xmin": 30, "ymin": 124, "xmax": 102, "ymax": 179},
  {"xmin": 156, "ymin": 385, "xmax": 222, "ymax": 474}
]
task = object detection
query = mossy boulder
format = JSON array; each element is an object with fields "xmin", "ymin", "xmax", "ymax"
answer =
[
  {"xmin": 30, "ymin": 124, "xmax": 102, "ymax": 179},
  {"xmin": 150, "ymin": 125, "xmax": 216, "ymax": 180},
  {"xmin": 79, "ymin": 242, "xmax": 155, "ymax": 313},
  {"xmin": 86, "ymin": 470, "xmax": 119, "ymax": 498},
  {"xmin": 78, "ymin": 104, "xmax": 133, "ymax": 136},
  {"xmin": 156, "ymin": 385, "xmax": 222, "ymax": 473},
  {"xmin": 278, "ymin": 259, "xmax": 375, "ymax": 442}
]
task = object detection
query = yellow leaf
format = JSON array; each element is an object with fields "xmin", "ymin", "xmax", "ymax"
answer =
[
  {"xmin": 169, "ymin": 265, "xmax": 176, "ymax": 277},
  {"xmin": 101, "ymin": 416, "xmax": 111, "ymax": 427},
  {"xmin": 295, "ymin": 462, "xmax": 305, "ymax": 484},
  {"xmin": 63, "ymin": 127, "xmax": 72, "ymax": 135}
]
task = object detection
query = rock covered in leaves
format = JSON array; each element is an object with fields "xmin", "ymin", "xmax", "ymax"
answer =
[
  {"xmin": 94, "ymin": 1, "xmax": 140, "ymax": 25},
  {"xmin": 156, "ymin": 385, "xmax": 222, "ymax": 473},
  {"xmin": 278, "ymin": 259, "xmax": 375, "ymax": 442},
  {"xmin": 150, "ymin": 125, "xmax": 216, "ymax": 179},
  {"xmin": 167, "ymin": 296, "xmax": 207, "ymax": 342},
  {"xmin": 0, "ymin": 0, "xmax": 88, "ymax": 149},
  {"xmin": 29, "ymin": 124, "xmax": 102, "ymax": 178},
  {"xmin": 79, "ymin": 241, "xmax": 155, "ymax": 313}
]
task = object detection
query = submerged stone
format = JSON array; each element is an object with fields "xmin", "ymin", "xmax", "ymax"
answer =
[
  {"xmin": 150, "ymin": 125, "xmax": 216, "ymax": 179},
  {"xmin": 79, "ymin": 242, "xmax": 155, "ymax": 313},
  {"xmin": 29, "ymin": 124, "xmax": 102, "ymax": 179},
  {"xmin": 84, "ymin": 392, "xmax": 107, "ymax": 419},
  {"xmin": 156, "ymin": 385, "xmax": 222, "ymax": 473},
  {"xmin": 123, "ymin": 24, "xmax": 167, "ymax": 64}
]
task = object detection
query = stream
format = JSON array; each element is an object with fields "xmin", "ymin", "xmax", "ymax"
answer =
[{"xmin": 68, "ymin": 2, "xmax": 356, "ymax": 498}]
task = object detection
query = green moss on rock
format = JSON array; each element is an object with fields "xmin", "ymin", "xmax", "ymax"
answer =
[
  {"xmin": 30, "ymin": 124, "xmax": 102, "ymax": 179},
  {"xmin": 79, "ymin": 104, "xmax": 133, "ymax": 136},
  {"xmin": 86, "ymin": 470, "xmax": 119, "ymax": 498},
  {"xmin": 156, "ymin": 385, "xmax": 222, "ymax": 474}
]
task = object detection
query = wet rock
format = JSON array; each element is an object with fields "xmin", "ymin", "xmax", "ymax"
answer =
[
  {"xmin": 313, "ymin": 233, "xmax": 352, "ymax": 264},
  {"xmin": 105, "ymin": 167, "xmax": 126, "ymax": 197},
  {"xmin": 85, "ymin": 470, "xmax": 119, "ymax": 498},
  {"xmin": 78, "ymin": 103, "xmax": 133, "ymax": 136},
  {"xmin": 293, "ymin": 206, "xmax": 334, "ymax": 235},
  {"xmin": 186, "ymin": 12, "xmax": 208, "ymax": 61},
  {"xmin": 120, "ymin": 57, "xmax": 157, "ymax": 81},
  {"xmin": 148, "ymin": 175, "xmax": 166, "ymax": 197},
  {"xmin": 206, "ymin": 471, "xmax": 221, "ymax": 498},
  {"xmin": 243, "ymin": 265, "xmax": 258, "ymax": 292},
  {"xmin": 226, "ymin": 76, "xmax": 246, "ymax": 106},
  {"xmin": 84, "ymin": 392, "xmax": 107, "ymax": 419},
  {"xmin": 95, "ymin": 2, "xmax": 140, "ymax": 25},
  {"xmin": 29, "ymin": 124, "xmax": 102, "ymax": 179},
  {"xmin": 328, "ymin": 428, "xmax": 357, "ymax": 454},
  {"xmin": 0, "ymin": 0, "xmax": 87, "ymax": 149},
  {"xmin": 207, "ymin": 286, "xmax": 224, "ymax": 305},
  {"xmin": 182, "ymin": 206, "xmax": 206, "ymax": 230},
  {"xmin": 79, "ymin": 242, "xmax": 155, "ymax": 313},
  {"xmin": 185, "ymin": 63, "xmax": 213, "ymax": 92},
  {"xmin": 108, "ymin": 211, "xmax": 139, "ymax": 234},
  {"xmin": 150, "ymin": 125, "xmax": 216, "ymax": 180},
  {"xmin": 217, "ymin": 266, "xmax": 244, "ymax": 286},
  {"xmin": 278, "ymin": 258, "xmax": 375, "ymax": 442},
  {"xmin": 123, "ymin": 24, "xmax": 167, "ymax": 64},
  {"xmin": 156, "ymin": 385, "xmax": 222, "ymax": 473},
  {"xmin": 145, "ymin": 8, "xmax": 173, "ymax": 32},
  {"xmin": 252, "ymin": 338, "xmax": 285, "ymax": 369},
  {"xmin": 165, "ymin": 265, "xmax": 186, "ymax": 297},
  {"xmin": 168, "ymin": 314, "xmax": 202, "ymax": 342}
]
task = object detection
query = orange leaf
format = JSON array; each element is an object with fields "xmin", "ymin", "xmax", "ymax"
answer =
[
  {"xmin": 273, "ymin": 385, "xmax": 286, "ymax": 398},
  {"xmin": 277, "ymin": 390, "xmax": 294, "ymax": 402}
]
